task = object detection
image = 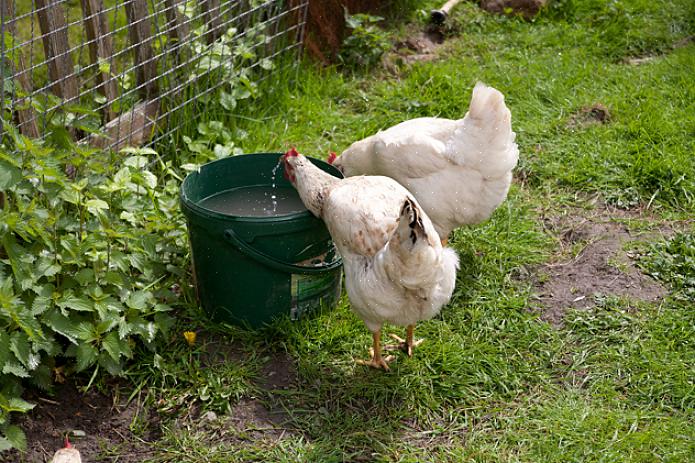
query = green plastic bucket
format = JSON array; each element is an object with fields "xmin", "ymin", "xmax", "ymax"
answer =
[{"xmin": 180, "ymin": 153, "xmax": 343, "ymax": 328}]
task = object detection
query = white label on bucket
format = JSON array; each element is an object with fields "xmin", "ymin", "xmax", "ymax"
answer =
[{"xmin": 290, "ymin": 272, "xmax": 340, "ymax": 320}]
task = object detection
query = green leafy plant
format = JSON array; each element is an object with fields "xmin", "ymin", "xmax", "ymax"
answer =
[
  {"xmin": 0, "ymin": 132, "xmax": 187, "ymax": 451},
  {"xmin": 639, "ymin": 232, "xmax": 695, "ymax": 301},
  {"xmin": 339, "ymin": 12, "xmax": 391, "ymax": 71}
]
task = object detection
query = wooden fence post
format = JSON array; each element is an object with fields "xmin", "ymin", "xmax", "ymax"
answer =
[
  {"xmin": 80, "ymin": 0, "xmax": 118, "ymax": 121},
  {"xmin": 164, "ymin": 0, "xmax": 191, "ymax": 62},
  {"xmin": 1, "ymin": 0, "xmax": 41, "ymax": 138},
  {"xmin": 200, "ymin": 0, "xmax": 224, "ymax": 44},
  {"xmin": 124, "ymin": 0, "xmax": 158, "ymax": 99},
  {"xmin": 35, "ymin": 0, "xmax": 80, "ymax": 102}
]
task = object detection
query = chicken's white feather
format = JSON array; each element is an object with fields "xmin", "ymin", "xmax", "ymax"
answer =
[{"xmin": 334, "ymin": 82, "xmax": 518, "ymax": 238}]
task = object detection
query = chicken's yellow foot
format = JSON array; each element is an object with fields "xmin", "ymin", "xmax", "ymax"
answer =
[
  {"xmin": 385, "ymin": 325, "xmax": 424, "ymax": 357},
  {"xmin": 356, "ymin": 330, "xmax": 394, "ymax": 371}
]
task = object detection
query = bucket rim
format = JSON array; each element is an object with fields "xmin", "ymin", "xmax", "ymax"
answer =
[{"xmin": 179, "ymin": 153, "xmax": 339, "ymax": 223}]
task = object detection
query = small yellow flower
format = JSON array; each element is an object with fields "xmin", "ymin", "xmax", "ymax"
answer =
[{"xmin": 183, "ymin": 331, "xmax": 197, "ymax": 346}]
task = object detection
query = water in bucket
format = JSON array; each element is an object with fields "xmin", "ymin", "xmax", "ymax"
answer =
[{"xmin": 199, "ymin": 185, "xmax": 307, "ymax": 217}]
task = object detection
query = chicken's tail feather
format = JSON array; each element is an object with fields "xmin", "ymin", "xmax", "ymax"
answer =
[
  {"xmin": 383, "ymin": 197, "xmax": 442, "ymax": 291},
  {"xmin": 457, "ymin": 82, "xmax": 519, "ymax": 178},
  {"xmin": 397, "ymin": 197, "xmax": 428, "ymax": 248}
]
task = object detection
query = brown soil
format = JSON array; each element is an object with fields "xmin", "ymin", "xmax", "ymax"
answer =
[
  {"xmin": 531, "ymin": 203, "xmax": 671, "ymax": 328},
  {"xmin": 566, "ymin": 103, "xmax": 611, "ymax": 129},
  {"xmin": 480, "ymin": 0, "xmax": 548, "ymax": 18},
  {"xmin": 392, "ymin": 30, "xmax": 444, "ymax": 64},
  {"xmin": 3, "ymin": 328, "xmax": 299, "ymax": 462},
  {"xmin": 2, "ymin": 382, "xmax": 157, "ymax": 463}
]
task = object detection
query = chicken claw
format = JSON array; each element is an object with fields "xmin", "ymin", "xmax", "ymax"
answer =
[
  {"xmin": 384, "ymin": 325, "xmax": 423, "ymax": 357},
  {"xmin": 356, "ymin": 330, "xmax": 394, "ymax": 371},
  {"xmin": 357, "ymin": 348, "xmax": 395, "ymax": 371}
]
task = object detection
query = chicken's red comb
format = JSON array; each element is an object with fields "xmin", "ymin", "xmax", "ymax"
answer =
[
  {"xmin": 64, "ymin": 436, "xmax": 72, "ymax": 449},
  {"xmin": 285, "ymin": 147, "xmax": 299, "ymax": 157},
  {"xmin": 327, "ymin": 151, "xmax": 337, "ymax": 164}
]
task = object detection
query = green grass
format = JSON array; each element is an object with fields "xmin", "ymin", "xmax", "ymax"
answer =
[{"xmin": 91, "ymin": 0, "xmax": 695, "ymax": 460}]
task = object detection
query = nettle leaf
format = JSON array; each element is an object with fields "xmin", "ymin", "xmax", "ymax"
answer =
[
  {"xmin": 0, "ymin": 437, "xmax": 12, "ymax": 452},
  {"xmin": 98, "ymin": 351, "xmax": 122, "ymax": 375},
  {"xmin": 126, "ymin": 290, "xmax": 150, "ymax": 311},
  {"xmin": 123, "ymin": 155, "xmax": 149, "ymax": 168},
  {"xmin": 220, "ymin": 91, "xmax": 237, "ymax": 110},
  {"xmin": 0, "ymin": 160, "xmax": 22, "ymax": 190},
  {"xmin": 139, "ymin": 171, "xmax": 158, "ymax": 190},
  {"xmin": 30, "ymin": 364, "xmax": 53, "ymax": 390},
  {"xmin": 6, "ymin": 397, "xmax": 35, "ymax": 413},
  {"xmin": 75, "ymin": 268, "xmax": 95, "ymax": 286},
  {"xmin": 95, "ymin": 314, "xmax": 119, "ymax": 334},
  {"xmin": 2, "ymin": 362, "xmax": 29, "ymax": 378},
  {"xmin": 214, "ymin": 144, "xmax": 233, "ymax": 158},
  {"xmin": 44, "ymin": 310, "xmax": 81, "ymax": 345},
  {"xmin": 75, "ymin": 322, "xmax": 97, "ymax": 342},
  {"xmin": 102, "ymin": 331, "xmax": 132, "ymax": 362},
  {"xmin": 118, "ymin": 317, "xmax": 132, "ymax": 339},
  {"xmin": 57, "ymin": 293, "xmax": 94, "ymax": 312},
  {"xmin": 36, "ymin": 258, "xmax": 61, "ymax": 278},
  {"xmin": 85, "ymin": 199, "xmax": 109, "ymax": 215},
  {"xmin": 0, "ymin": 331, "xmax": 10, "ymax": 367},
  {"xmin": 75, "ymin": 342, "xmax": 98, "ymax": 371},
  {"xmin": 4, "ymin": 424, "xmax": 26, "ymax": 451},
  {"xmin": 9, "ymin": 332, "xmax": 31, "ymax": 370},
  {"xmin": 31, "ymin": 295, "xmax": 51, "ymax": 316}
]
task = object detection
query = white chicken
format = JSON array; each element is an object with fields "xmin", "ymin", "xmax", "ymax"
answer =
[
  {"xmin": 50, "ymin": 437, "xmax": 82, "ymax": 463},
  {"xmin": 330, "ymin": 82, "xmax": 519, "ymax": 244},
  {"xmin": 282, "ymin": 148, "xmax": 459, "ymax": 370}
]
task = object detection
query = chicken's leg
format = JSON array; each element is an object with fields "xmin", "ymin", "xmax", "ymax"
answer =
[
  {"xmin": 356, "ymin": 329, "xmax": 394, "ymax": 371},
  {"xmin": 385, "ymin": 325, "xmax": 424, "ymax": 357}
]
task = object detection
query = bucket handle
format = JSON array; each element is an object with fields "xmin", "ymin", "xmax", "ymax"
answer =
[{"xmin": 224, "ymin": 228, "xmax": 342, "ymax": 275}]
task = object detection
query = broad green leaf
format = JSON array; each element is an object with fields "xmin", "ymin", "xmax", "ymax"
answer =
[
  {"xmin": 3, "ymin": 362, "xmax": 29, "ymax": 378},
  {"xmin": 4, "ymin": 425, "xmax": 26, "ymax": 451},
  {"xmin": 75, "ymin": 342, "xmax": 98, "ymax": 371},
  {"xmin": 140, "ymin": 171, "xmax": 158, "ymax": 189},
  {"xmin": 59, "ymin": 187, "xmax": 81, "ymax": 204},
  {"xmin": 0, "ymin": 160, "xmax": 21, "ymax": 190},
  {"xmin": 30, "ymin": 364, "xmax": 53, "ymax": 390},
  {"xmin": 57, "ymin": 294, "xmax": 94, "ymax": 312},
  {"xmin": 102, "ymin": 331, "xmax": 132, "ymax": 362},
  {"xmin": 74, "ymin": 268, "xmax": 95, "ymax": 286},
  {"xmin": 180, "ymin": 163, "xmax": 200, "ymax": 172},
  {"xmin": 0, "ymin": 436, "xmax": 12, "ymax": 452},
  {"xmin": 7, "ymin": 397, "xmax": 35, "ymax": 413},
  {"xmin": 98, "ymin": 351, "xmax": 122, "ymax": 375},
  {"xmin": 74, "ymin": 322, "xmax": 97, "ymax": 342},
  {"xmin": 9, "ymin": 332, "xmax": 30, "ymax": 369},
  {"xmin": 122, "ymin": 150, "xmax": 155, "ymax": 161},
  {"xmin": 219, "ymin": 91, "xmax": 237, "ymax": 110},
  {"xmin": 125, "ymin": 291, "xmax": 149, "ymax": 310},
  {"xmin": 31, "ymin": 295, "xmax": 51, "ymax": 315},
  {"xmin": 0, "ymin": 332, "xmax": 9, "ymax": 367},
  {"xmin": 118, "ymin": 317, "xmax": 132, "ymax": 339},
  {"xmin": 85, "ymin": 199, "xmax": 109, "ymax": 214},
  {"xmin": 43, "ymin": 310, "xmax": 79, "ymax": 344},
  {"xmin": 214, "ymin": 144, "xmax": 233, "ymax": 158}
]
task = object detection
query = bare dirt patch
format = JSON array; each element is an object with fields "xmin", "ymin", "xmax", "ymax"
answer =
[
  {"xmin": 624, "ymin": 35, "xmax": 694, "ymax": 65},
  {"xmin": 532, "ymin": 203, "xmax": 671, "ymax": 327},
  {"xmin": 392, "ymin": 30, "xmax": 444, "ymax": 64},
  {"xmin": 2, "ymin": 382, "xmax": 156, "ymax": 463},
  {"xmin": 566, "ymin": 103, "xmax": 611, "ymax": 129}
]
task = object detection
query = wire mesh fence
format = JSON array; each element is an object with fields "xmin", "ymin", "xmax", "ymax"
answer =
[{"xmin": 0, "ymin": 0, "xmax": 308, "ymax": 153}]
